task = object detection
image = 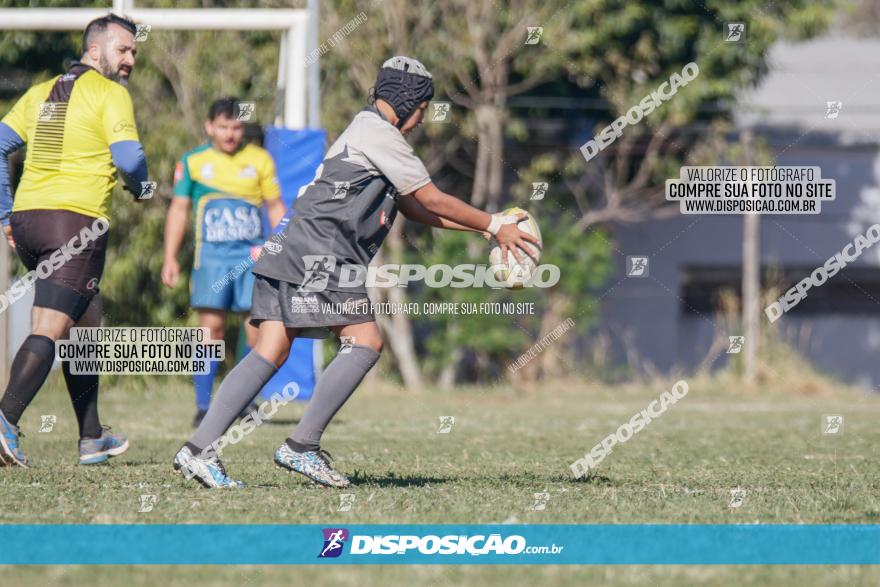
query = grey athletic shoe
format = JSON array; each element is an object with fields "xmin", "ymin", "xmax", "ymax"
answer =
[
  {"xmin": 274, "ymin": 444, "xmax": 350, "ymax": 488},
  {"xmin": 173, "ymin": 446, "xmax": 244, "ymax": 489},
  {"xmin": 79, "ymin": 427, "xmax": 129, "ymax": 465}
]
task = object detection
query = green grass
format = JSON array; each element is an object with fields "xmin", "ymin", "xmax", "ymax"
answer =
[
  {"xmin": 1, "ymin": 373, "xmax": 878, "ymax": 585},
  {"xmin": 3, "ymin": 565, "xmax": 880, "ymax": 587}
]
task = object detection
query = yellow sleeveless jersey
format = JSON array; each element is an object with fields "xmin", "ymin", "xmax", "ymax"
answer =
[{"xmin": 1, "ymin": 67, "xmax": 140, "ymax": 219}]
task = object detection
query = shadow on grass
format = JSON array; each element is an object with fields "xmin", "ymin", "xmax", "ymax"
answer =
[
  {"xmin": 260, "ymin": 416, "xmax": 350, "ymax": 427},
  {"xmin": 349, "ymin": 471, "xmax": 452, "ymax": 487},
  {"xmin": 489, "ymin": 472, "xmax": 614, "ymax": 485},
  {"xmin": 569, "ymin": 473, "xmax": 614, "ymax": 485},
  {"xmin": 258, "ymin": 417, "xmax": 302, "ymax": 426}
]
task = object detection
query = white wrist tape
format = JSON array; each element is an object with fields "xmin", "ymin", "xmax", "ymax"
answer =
[{"xmin": 486, "ymin": 214, "xmax": 517, "ymax": 235}]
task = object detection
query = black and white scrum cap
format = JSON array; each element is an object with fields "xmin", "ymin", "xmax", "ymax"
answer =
[{"xmin": 374, "ymin": 56, "xmax": 435, "ymax": 127}]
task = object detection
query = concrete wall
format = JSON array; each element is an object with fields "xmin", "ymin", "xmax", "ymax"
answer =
[{"xmin": 596, "ymin": 139, "xmax": 880, "ymax": 390}]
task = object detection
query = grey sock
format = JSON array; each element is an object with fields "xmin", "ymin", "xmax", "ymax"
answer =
[
  {"xmin": 188, "ymin": 351, "xmax": 277, "ymax": 455},
  {"xmin": 287, "ymin": 344, "xmax": 380, "ymax": 452}
]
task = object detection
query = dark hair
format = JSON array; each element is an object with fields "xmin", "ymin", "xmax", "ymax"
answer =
[
  {"xmin": 208, "ymin": 97, "xmax": 243, "ymax": 121},
  {"xmin": 82, "ymin": 13, "xmax": 137, "ymax": 54}
]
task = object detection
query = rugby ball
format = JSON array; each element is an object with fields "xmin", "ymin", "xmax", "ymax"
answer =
[{"xmin": 488, "ymin": 207, "xmax": 543, "ymax": 289}]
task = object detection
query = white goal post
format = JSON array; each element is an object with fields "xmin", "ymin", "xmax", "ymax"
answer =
[{"xmin": 0, "ymin": 1, "xmax": 320, "ymax": 129}]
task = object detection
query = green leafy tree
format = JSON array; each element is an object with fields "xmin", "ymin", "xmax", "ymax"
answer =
[{"xmin": 0, "ymin": 0, "xmax": 835, "ymax": 386}]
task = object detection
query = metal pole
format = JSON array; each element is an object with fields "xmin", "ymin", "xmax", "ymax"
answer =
[
  {"xmin": 306, "ymin": 0, "xmax": 320, "ymax": 128},
  {"xmin": 284, "ymin": 20, "xmax": 307, "ymax": 129},
  {"xmin": 275, "ymin": 31, "xmax": 288, "ymax": 127},
  {"xmin": 741, "ymin": 128, "xmax": 760, "ymax": 387}
]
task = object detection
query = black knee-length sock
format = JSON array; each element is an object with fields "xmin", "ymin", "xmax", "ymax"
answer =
[
  {"xmin": 62, "ymin": 361, "xmax": 102, "ymax": 439},
  {"xmin": 0, "ymin": 335, "xmax": 57, "ymax": 425}
]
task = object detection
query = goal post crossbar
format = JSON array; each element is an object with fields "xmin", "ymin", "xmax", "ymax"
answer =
[
  {"xmin": 0, "ymin": 7, "xmax": 315, "ymax": 130},
  {"xmin": 0, "ymin": 8, "xmax": 307, "ymax": 31}
]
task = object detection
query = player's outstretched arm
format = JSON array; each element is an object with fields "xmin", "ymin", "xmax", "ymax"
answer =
[
  {"xmin": 410, "ymin": 181, "xmax": 539, "ymax": 262},
  {"xmin": 398, "ymin": 193, "xmax": 480, "ymax": 231},
  {"xmin": 410, "ymin": 181, "xmax": 491, "ymax": 230}
]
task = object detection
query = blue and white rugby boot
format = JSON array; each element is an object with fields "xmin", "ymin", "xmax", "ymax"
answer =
[
  {"xmin": 0, "ymin": 409, "xmax": 29, "ymax": 468},
  {"xmin": 79, "ymin": 427, "xmax": 129, "ymax": 465},
  {"xmin": 274, "ymin": 444, "xmax": 350, "ymax": 488},
  {"xmin": 173, "ymin": 446, "xmax": 244, "ymax": 488}
]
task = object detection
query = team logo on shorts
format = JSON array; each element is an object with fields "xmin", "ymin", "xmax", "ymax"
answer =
[{"xmin": 318, "ymin": 528, "xmax": 349, "ymax": 558}]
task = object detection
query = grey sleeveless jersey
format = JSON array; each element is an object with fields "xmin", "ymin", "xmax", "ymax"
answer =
[{"xmin": 253, "ymin": 106, "xmax": 430, "ymax": 293}]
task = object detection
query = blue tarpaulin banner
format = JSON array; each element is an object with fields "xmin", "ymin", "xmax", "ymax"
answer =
[{"xmin": 264, "ymin": 127, "xmax": 327, "ymax": 205}]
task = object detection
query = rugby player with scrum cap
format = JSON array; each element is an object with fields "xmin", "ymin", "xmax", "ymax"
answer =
[{"xmin": 173, "ymin": 56, "xmax": 537, "ymax": 488}]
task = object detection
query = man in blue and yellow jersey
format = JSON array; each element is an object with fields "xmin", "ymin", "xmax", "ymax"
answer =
[
  {"xmin": 162, "ymin": 98, "xmax": 285, "ymax": 427},
  {"xmin": 0, "ymin": 14, "xmax": 149, "ymax": 467}
]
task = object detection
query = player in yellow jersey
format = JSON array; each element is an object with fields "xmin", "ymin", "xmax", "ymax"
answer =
[
  {"xmin": 0, "ymin": 14, "xmax": 150, "ymax": 467},
  {"xmin": 162, "ymin": 98, "xmax": 285, "ymax": 427}
]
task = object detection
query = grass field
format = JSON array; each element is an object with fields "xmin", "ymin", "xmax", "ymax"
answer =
[{"xmin": 1, "ymin": 370, "xmax": 878, "ymax": 585}]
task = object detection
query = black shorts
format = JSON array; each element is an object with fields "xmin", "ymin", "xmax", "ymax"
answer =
[
  {"xmin": 10, "ymin": 209, "xmax": 109, "ymax": 321},
  {"xmin": 249, "ymin": 274, "xmax": 374, "ymax": 339}
]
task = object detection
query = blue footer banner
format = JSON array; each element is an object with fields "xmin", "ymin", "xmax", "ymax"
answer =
[{"xmin": 1, "ymin": 524, "xmax": 878, "ymax": 564}]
